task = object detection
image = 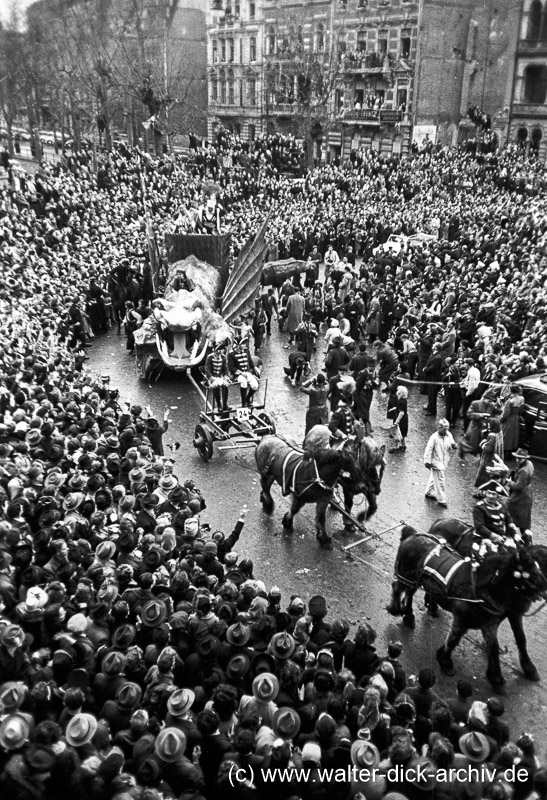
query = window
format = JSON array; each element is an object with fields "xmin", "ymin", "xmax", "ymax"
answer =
[
  {"xmin": 211, "ymin": 79, "xmax": 218, "ymax": 101},
  {"xmin": 250, "ymin": 36, "xmax": 257, "ymax": 61},
  {"xmin": 378, "ymin": 31, "xmax": 388, "ymax": 55},
  {"xmin": 229, "ymin": 78, "xmax": 235, "ymax": 104},
  {"xmin": 234, "ymin": 0, "xmax": 240, "ymax": 15},
  {"xmin": 338, "ymin": 36, "xmax": 347, "ymax": 54},
  {"xmin": 401, "ymin": 32, "xmax": 411, "ymax": 58},
  {"xmin": 528, "ymin": 0, "xmax": 542, "ymax": 39},
  {"xmin": 516, "ymin": 126, "xmax": 528, "ymax": 146},
  {"xmin": 267, "ymin": 26, "xmax": 275, "ymax": 55},
  {"xmin": 229, "ymin": 39, "xmax": 235, "ymax": 62},
  {"xmin": 248, "ymin": 78, "xmax": 256, "ymax": 105},
  {"xmin": 531, "ymin": 126, "xmax": 543, "ymax": 153},
  {"xmin": 524, "ymin": 64, "xmax": 547, "ymax": 103},
  {"xmin": 316, "ymin": 23, "xmax": 325, "ymax": 52},
  {"xmin": 220, "ymin": 79, "xmax": 226, "ymax": 103},
  {"xmin": 221, "ymin": 39, "xmax": 226, "ymax": 61},
  {"xmin": 239, "ymin": 79, "xmax": 244, "ymax": 105},
  {"xmin": 212, "ymin": 40, "xmax": 218, "ymax": 63},
  {"xmin": 249, "ymin": 1, "xmax": 255, "ymax": 19},
  {"xmin": 248, "ymin": 123, "xmax": 256, "ymax": 141},
  {"xmin": 397, "ymin": 88, "xmax": 407, "ymax": 110},
  {"xmin": 357, "ymin": 31, "xmax": 367, "ymax": 52},
  {"xmin": 541, "ymin": 6, "xmax": 547, "ymax": 40}
]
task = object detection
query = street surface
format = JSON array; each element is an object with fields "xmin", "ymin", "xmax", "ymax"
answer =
[{"xmin": 87, "ymin": 319, "xmax": 547, "ymax": 756}]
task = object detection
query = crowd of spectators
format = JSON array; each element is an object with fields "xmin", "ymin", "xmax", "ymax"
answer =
[{"xmin": 0, "ymin": 130, "xmax": 547, "ymax": 799}]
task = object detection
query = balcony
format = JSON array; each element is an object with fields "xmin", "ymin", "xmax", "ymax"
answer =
[
  {"xmin": 339, "ymin": 108, "xmax": 405, "ymax": 125},
  {"xmin": 517, "ymin": 39, "xmax": 547, "ymax": 55},
  {"xmin": 341, "ymin": 108, "xmax": 381, "ymax": 124},
  {"xmin": 209, "ymin": 102, "xmax": 244, "ymax": 115},
  {"xmin": 341, "ymin": 52, "xmax": 398, "ymax": 74},
  {"xmin": 267, "ymin": 102, "xmax": 302, "ymax": 115},
  {"xmin": 512, "ymin": 102, "xmax": 547, "ymax": 118}
]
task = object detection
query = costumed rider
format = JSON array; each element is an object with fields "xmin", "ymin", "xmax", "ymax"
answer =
[
  {"xmin": 472, "ymin": 480, "xmax": 523, "ymax": 554},
  {"xmin": 204, "ymin": 341, "xmax": 230, "ymax": 412},
  {"xmin": 195, "ymin": 184, "xmax": 223, "ymax": 234},
  {"xmin": 229, "ymin": 334, "xmax": 260, "ymax": 407},
  {"xmin": 328, "ymin": 387, "xmax": 355, "ymax": 441}
]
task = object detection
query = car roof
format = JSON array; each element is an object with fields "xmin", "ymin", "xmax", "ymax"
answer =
[{"xmin": 515, "ymin": 372, "xmax": 547, "ymax": 392}]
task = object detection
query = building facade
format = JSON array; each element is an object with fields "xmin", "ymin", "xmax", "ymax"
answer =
[
  {"xmin": 207, "ymin": 0, "xmax": 264, "ymax": 141},
  {"xmin": 206, "ymin": 0, "xmax": 546, "ymax": 160},
  {"xmin": 508, "ymin": 0, "xmax": 547, "ymax": 158},
  {"xmin": 206, "ymin": 0, "xmax": 418, "ymax": 158}
]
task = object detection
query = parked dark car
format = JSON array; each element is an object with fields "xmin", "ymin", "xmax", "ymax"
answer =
[{"xmin": 516, "ymin": 372, "xmax": 547, "ymax": 460}]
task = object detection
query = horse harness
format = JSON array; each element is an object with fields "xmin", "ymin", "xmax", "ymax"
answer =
[
  {"xmin": 281, "ymin": 451, "xmax": 333, "ymax": 497},
  {"xmin": 395, "ymin": 533, "xmax": 487, "ymax": 605}
]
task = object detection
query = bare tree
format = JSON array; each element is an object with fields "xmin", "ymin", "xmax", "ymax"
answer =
[
  {"xmin": 0, "ymin": 3, "xmax": 29, "ymax": 157},
  {"xmin": 25, "ymin": 0, "xmax": 205, "ymax": 155},
  {"xmin": 264, "ymin": 5, "xmax": 344, "ymax": 165}
]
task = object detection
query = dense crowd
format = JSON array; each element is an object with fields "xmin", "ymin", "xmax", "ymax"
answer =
[{"xmin": 0, "ymin": 129, "xmax": 546, "ymax": 799}]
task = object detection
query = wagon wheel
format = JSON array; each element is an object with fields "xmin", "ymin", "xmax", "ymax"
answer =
[
  {"xmin": 193, "ymin": 424, "xmax": 214, "ymax": 461},
  {"xmin": 257, "ymin": 411, "xmax": 276, "ymax": 435}
]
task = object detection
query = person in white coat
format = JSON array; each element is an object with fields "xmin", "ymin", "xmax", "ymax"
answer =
[{"xmin": 424, "ymin": 418, "xmax": 457, "ymax": 507}]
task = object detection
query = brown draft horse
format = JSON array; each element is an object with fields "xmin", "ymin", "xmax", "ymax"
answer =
[
  {"xmin": 303, "ymin": 422, "xmax": 386, "ymax": 526},
  {"xmin": 255, "ymin": 435, "xmax": 368, "ymax": 549},
  {"xmin": 387, "ymin": 524, "xmax": 547, "ymax": 692}
]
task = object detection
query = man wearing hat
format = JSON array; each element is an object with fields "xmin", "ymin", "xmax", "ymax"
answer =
[
  {"xmin": 93, "ymin": 651, "xmax": 128, "ymax": 706},
  {"xmin": 196, "ymin": 540, "xmax": 224, "ymax": 581},
  {"xmin": 65, "ymin": 712, "xmax": 99, "ymax": 750},
  {"xmin": 155, "ymin": 726, "xmax": 205, "ymax": 795},
  {"xmin": 2, "ymin": 744, "xmax": 56, "ymax": 798},
  {"xmin": 325, "ymin": 335, "xmax": 351, "ymax": 381},
  {"xmin": 506, "ymin": 448, "xmax": 534, "ymax": 536},
  {"xmin": 0, "ymin": 625, "xmax": 32, "ymax": 682},
  {"xmin": 328, "ymin": 388, "xmax": 356, "ymax": 440},
  {"xmin": 229, "ymin": 335, "xmax": 260, "ymax": 408},
  {"xmin": 204, "ymin": 342, "xmax": 230, "ymax": 412},
  {"xmin": 272, "ymin": 706, "xmax": 301, "ymax": 742},
  {"xmin": 101, "ymin": 681, "xmax": 142, "ymax": 735},
  {"xmin": 135, "ymin": 493, "xmax": 159, "ymax": 534},
  {"xmin": 239, "ymin": 672, "xmax": 279, "ymax": 727},
  {"xmin": 472, "ymin": 481, "xmax": 521, "ymax": 550},
  {"xmin": 0, "ymin": 712, "xmax": 31, "ymax": 753}
]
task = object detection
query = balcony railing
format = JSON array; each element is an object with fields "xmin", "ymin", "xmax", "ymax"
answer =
[
  {"xmin": 342, "ymin": 108, "xmax": 381, "ymax": 121},
  {"xmin": 340, "ymin": 108, "xmax": 408, "ymax": 124},
  {"xmin": 512, "ymin": 102, "xmax": 547, "ymax": 116},
  {"xmin": 517, "ymin": 39, "xmax": 547, "ymax": 53}
]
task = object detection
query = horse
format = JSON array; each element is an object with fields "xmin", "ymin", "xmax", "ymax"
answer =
[
  {"xmin": 303, "ymin": 422, "xmax": 386, "ymax": 527},
  {"xmin": 387, "ymin": 525, "xmax": 547, "ymax": 692},
  {"xmin": 426, "ymin": 517, "xmax": 547, "ymax": 687},
  {"xmin": 255, "ymin": 434, "xmax": 368, "ymax": 550}
]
